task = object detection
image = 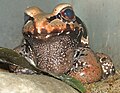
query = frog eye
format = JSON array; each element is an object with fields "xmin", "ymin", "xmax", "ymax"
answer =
[
  {"xmin": 24, "ymin": 13, "xmax": 34, "ymax": 24},
  {"xmin": 61, "ymin": 8, "xmax": 75, "ymax": 21},
  {"xmin": 23, "ymin": 13, "xmax": 35, "ymax": 35}
]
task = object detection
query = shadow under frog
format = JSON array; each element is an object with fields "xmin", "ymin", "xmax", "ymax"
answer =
[{"xmin": 3, "ymin": 3, "xmax": 115, "ymax": 84}]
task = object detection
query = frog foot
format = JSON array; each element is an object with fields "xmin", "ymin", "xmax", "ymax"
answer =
[
  {"xmin": 96, "ymin": 52, "xmax": 115, "ymax": 79},
  {"xmin": 9, "ymin": 65, "xmax": 37, "ymax": 75}
]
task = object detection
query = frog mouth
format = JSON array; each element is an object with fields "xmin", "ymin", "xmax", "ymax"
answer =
[
  {"xmin": 34, "ymin": 16, "xmax": 76, "ymax": 35},
  {"xmin": 23, "ymin": 4, "xmax": 88, "ymax": 46}
]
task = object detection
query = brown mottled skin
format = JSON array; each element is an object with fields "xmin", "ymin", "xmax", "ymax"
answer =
[
  {"xmin": 69, "ymin": 48, "xmax": 103, "ymax": 83},
  {"xmin": 14, "ymin": 3, "xmax": 89, "ymax": 75},
  {"xmin": 12, "ymin": 3, "xmax": 115, "ymax": 83}
]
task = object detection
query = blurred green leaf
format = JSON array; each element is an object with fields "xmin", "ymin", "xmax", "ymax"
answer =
[
  {"xmin": 57, "ymin": 74, "xmax": 86, "ymax": 93},
  {"xmin": 0, "ymin": 47, "xmax": 37, "ymax": 71}
]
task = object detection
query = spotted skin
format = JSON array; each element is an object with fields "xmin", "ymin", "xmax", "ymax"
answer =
[
  {"xmin": 69, "ymin": 48, "xmax": 102, "ymax": 83},
  {"xmin": 10, "ymin": 3, "xmax": 115, "ymax": 83},
  {"xmin": 96, "ymin": 52, "xmax": 115, "ymax": 79},
  {"xmin": 13, "ymin": 3, "xmax": 88, "ymax": 75}
]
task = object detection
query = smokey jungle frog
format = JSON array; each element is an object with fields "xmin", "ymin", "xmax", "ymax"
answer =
[{"xmin": 1, "ymin": 3, "xmax": 115, "ymax": 84}]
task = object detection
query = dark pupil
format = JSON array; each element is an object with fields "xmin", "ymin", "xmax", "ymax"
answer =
[{"xmin": 62, "ymin": 9, "xmax": 74, "ymax": 19}]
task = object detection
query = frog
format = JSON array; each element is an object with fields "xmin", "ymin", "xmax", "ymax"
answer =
[{"xmin": 10, "ymin": 3, "xmax": 115, "ymax": 83}]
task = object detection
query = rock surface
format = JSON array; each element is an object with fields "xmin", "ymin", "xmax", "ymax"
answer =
[
  {"xmin": 0, "ymin": 70, "xmax": 119, "ymax": 93},
  {"xmin": 0, "ymin": 72, "xmax": 79, "ymax": 93}
]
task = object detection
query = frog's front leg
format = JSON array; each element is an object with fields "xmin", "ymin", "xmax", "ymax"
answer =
[
  {"xmin": 9, "ymin": 65, "xmax": 37, "ymax": 74},
  {"xmin": 9, "ymin": 39, "xmax": 37, "ymax": 74},
  {"xmin": 68, "ymin": 47, "xmax": 103, "ymax": 83},
  {"xmin": 14, "ymin": 39, "xmax": 37, "ymax": 67}
]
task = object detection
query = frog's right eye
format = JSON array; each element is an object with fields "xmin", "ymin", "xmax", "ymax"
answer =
[
  {"xmin": 24, "ymin": 13, "xmax": 34, "ymax": 24},
  {"xmin": 23, "ymin": 13, "xmax": 35, "ymax": 35}
]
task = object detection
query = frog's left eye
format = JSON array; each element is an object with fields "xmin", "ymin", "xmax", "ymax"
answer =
[
  {"xmin": 24, "ymin": 13, "xmax": 34, "ymax": 24},
  {"xmin": 61, "ymin": 8, "xmax": 75, "ymax": 21}
]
